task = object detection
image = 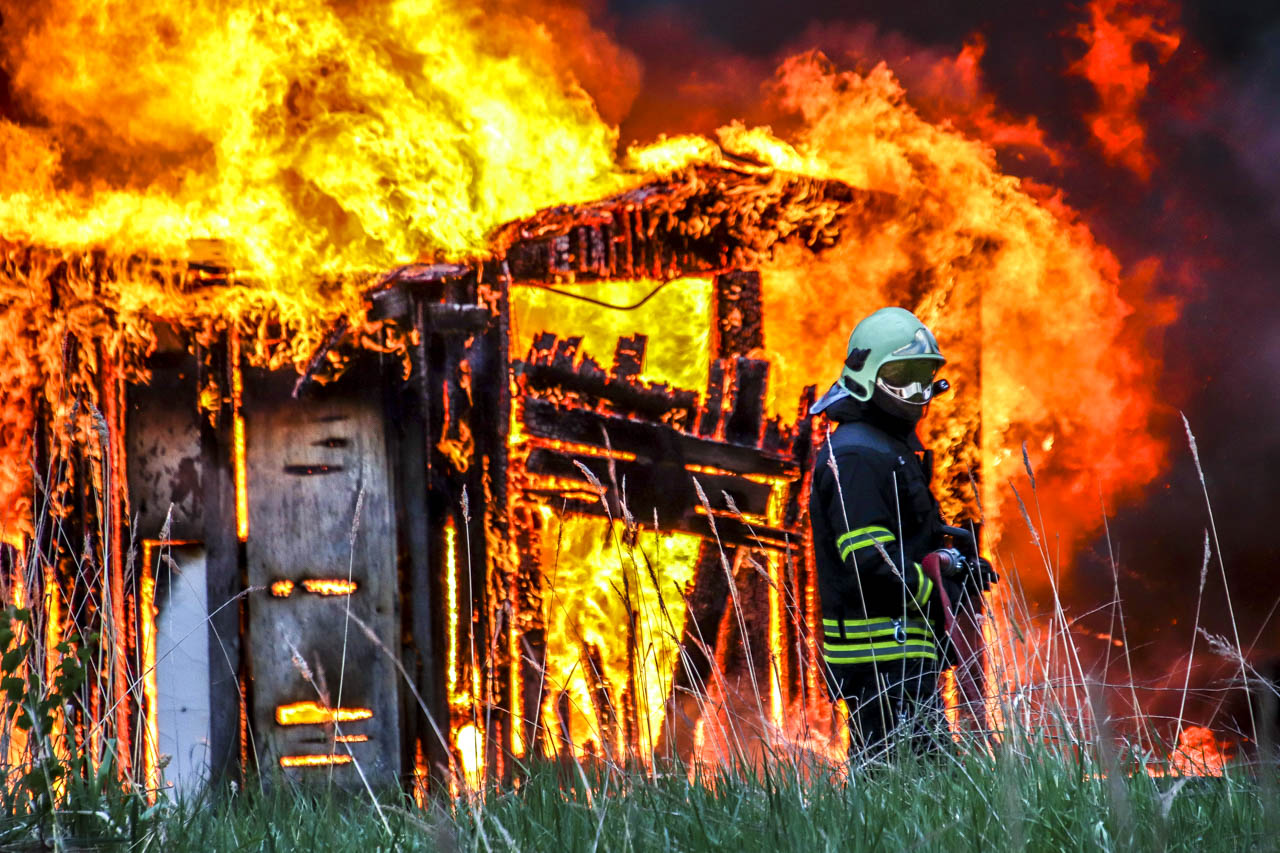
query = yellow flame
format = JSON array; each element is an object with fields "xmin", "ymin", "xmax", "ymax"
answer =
[
  {"xmin": 0, "ymin": 0, "xmax": 630, "ymax": 283},
  {"xmin": 300, "ymin": 579, "xmax": 358, "ymax": 596},
  {"xmin": 767, "ymin": 553, "xmax": 783, "ymax": 729},
  {"xmin": 445, "ymin": 517, "xmax": 460, "ymax": 705},
  {"xmin": 231, "ymin": 328, "xmax": 249, "ymax": 543},
  {"xmin": 509, "ymin": 277, "xmax": 712, "ymax": 394},
  {"xmin": 538, "ymin": 515, "xmax": 699, "ymax": 758},
  {"xmin": 270, "ymin": 580, "xmax": 295, "ymax": 598},
  {"xmin": 275, "ymin": 701, "xmax": 373, "ymax": 726},
  {"xmin": 455, "ymin": 723, "xmax": 484, "ymax": 789},
  {"xmin": 280, "ymin": 754, "xmax": 353, "ymax": 768},
  {"xmin": 140, "ymin": 544, "xmax": 160, "ymax": 801}
]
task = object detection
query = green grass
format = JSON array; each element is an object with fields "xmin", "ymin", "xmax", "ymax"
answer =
[{"xmin": 56, "ymin": 744, "xmax": 1269, "ymax": 853}]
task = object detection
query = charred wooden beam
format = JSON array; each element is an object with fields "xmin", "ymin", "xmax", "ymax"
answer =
[
  {"xmin": 716, "ymin": 550, "xmax": 773, "ymax": 701},
  {"xmin": 518, "ymin": 342, "xmax": 698, "ymax": 427},
  {"xmin": 513, "ymin": 508, "xmax": 547, "ymax": 761},
  {"xmin": 610, "ymin": 334, "xmax": 646, "ymax": 383},
  {"xmin": 536, "ymin": 495, "xmax": 793, "ymax": 552},
  {"xmin": 521, "ymin": 398, "xmax": 797, "ymax": 479},
  {"xmin": 698, "ymin": 359, "xmax": 727, "ymax": 438},
  {"xmin": 197, "ymin": 337, "xmax": 245, "ymax": 788},
  {"xmin": 493, "ymin": 165, "xmax": 894, "ymax": 284},
  {"xmin": 711, "ymin": 271, "xmax": 764, "ymax": 358},
  {"xmin": 525, "ymin": 447, "xmax": 772, "ymax": 524},
  {"xmin": 389, "ymin": 306, "xmax": 451, "ymax": 787},
  {"xmin": 292, "ymin": 316, "xmax": 350, "ymax": 400},
  {"xmin": 723, "ymin": 357, "xmax": 768, "ymax": 447}
]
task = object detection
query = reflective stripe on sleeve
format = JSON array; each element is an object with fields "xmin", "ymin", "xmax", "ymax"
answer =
[{"xmin": 837, "ymin": 525, "xmax": 896, "ymax": 561}]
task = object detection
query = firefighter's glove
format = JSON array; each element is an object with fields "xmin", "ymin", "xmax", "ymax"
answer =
[{"xmin": 969, "ymin": 556, "xmax": 998, "ymax": 594}]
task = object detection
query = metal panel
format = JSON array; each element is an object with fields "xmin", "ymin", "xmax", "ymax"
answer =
[{"xmin": 244, "ymin": 367, "xmax": 400, "ymax": 784}]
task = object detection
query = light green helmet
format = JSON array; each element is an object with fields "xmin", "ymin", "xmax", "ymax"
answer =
[{"xmin": 810, "ymin": 307, "xmax": 945, "ymax": 417}]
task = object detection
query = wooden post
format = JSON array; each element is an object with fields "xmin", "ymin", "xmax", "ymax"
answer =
[{"xmin": 389, "ymin": 303, "xmax": 452, "ymax": 787}]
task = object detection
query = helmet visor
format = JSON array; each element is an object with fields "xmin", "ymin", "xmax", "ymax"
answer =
[
  {"xmin": 890, "ymin": 327, "xmax": 943, "ymax": 358},
  {"xmin": 876, "ymin": 359, "xmax": 939, "ymax": 405}
]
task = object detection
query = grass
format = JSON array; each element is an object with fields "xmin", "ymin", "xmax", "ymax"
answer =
[
  {"xmin": 3, "ymin": 397, "xmax": 1278, "ymax": 851},
  {"xmin": 97, "ymin": 747, "xmax": 1272, "ymax": 852}
]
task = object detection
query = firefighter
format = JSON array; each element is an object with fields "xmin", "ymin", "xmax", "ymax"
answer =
[{"xmin": 808, "ymin": 306, "xmax": 996, "ymax": 758}]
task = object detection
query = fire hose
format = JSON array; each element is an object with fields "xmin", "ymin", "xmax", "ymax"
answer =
[{"xmin": 925, "ymin": 525, "xmax": 997, "ymax": 731}]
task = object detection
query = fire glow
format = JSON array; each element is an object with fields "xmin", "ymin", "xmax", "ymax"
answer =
[
  {"xmin": 0, "ymin": 0, "xmax": 1237, "ymax": 794},
  {"xmin": 275, "ymin": 701, "xmax": 373, "ymax": 727}
]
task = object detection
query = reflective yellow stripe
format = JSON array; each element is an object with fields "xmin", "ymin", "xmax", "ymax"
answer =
[
  {"xmin": 918, "ymin": 574, "xmax": 934, "ymax": 610},
  {"xmin": 823, "ymin": 637, "xmax": 936, "ymax": 653},
  {"xmin": 822, "ymin": 643, "xmax": 938, "ymax": 665},
  {"xmin": 821, "ymin": 617, "xmax": 932, "ymax": 638},
  {"xmin": 834, "ymin": 522, "xmax": 896, "ymax": 540},
  {"xmin": 839, "ymin": 530, "xmax": 897, "ymax": 561}
]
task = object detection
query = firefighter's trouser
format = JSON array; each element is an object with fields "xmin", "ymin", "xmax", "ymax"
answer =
[{"xmin": 823, "ymin": 656, "xmax": 945, "ymax": 758}]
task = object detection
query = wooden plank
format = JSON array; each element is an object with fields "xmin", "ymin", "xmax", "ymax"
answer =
[
  {"xmin": 711, "ymin": 271, "xmax": 764, "ymax": 358},
  {"xmin": 243, "ymin": 361, "xmax": 400, "ymax": 785},
  {"xmin": 544, "ymin": 497, "xmax": 794, "ymax": 552}
]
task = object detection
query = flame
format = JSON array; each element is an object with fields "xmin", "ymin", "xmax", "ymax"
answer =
[
  {"xmin": 300, "ymin": 579, "xmax": 358, "ymax": 596},
  {"xmin": 455, "ymin": 722, "xmax": 484, "ymax": 789},
  {"xmin": 0, "ymin": 0, "xmax": 1189, "ymax": 781},
  {"xmin": 280, "ymin": 754, "xmax": 353, "ymax": 768},
  {"xmin": 537, "ymin": 514, "xmax": 700, "ymax": 760},
  {"xmin": 509, "ymin": 277, "xmax": 713, "ymax": 393},
  {"xmin": 231, "ymin": 327, "xmax": 249, "ymax": 542},
  {"xmin": 275, "ymin": 701, "xmax": 373, "ymax": 726},
  {"xmin": 0, "ymin": 0, "xmax": 627, "ymax": 279},
  {"xmin": 271, "ymin": 580, "xmax": 296, "ymax": 598},
  {"xmin": 1071, "ymin": 0, "xmax": 1182, "ymax": 178},
  {"xmin": 755, "ymin": 54, "xmax": 1170, "ymax": 552},
  {"xmin": 140, "ymin": 545, "xmax": 160, "ymax": 800},
  {"xmin": 445, "ymin": 516, "xmax": 461, "ymax": 705},
  {"xmin": 1168, "ymin": 725, "xmax": 1229, "ymax": 777}
]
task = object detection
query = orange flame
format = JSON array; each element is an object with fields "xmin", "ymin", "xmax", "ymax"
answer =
[
  {"xmin": 1071, "ymin": 0, "xmax": 1182, "ymax": 178},
  {"xmin": 275, "ymin": 701, "xmax": 373, "ymax": 726},
  {"xmin": 231, "ymin": 327, "xmax": 249, "ymax": 543},
  {"xmin": 1169, "ymin": 725, "xmax": 1229, "ymax": 777},
  {"xmin": 300, "ymin": 579, "xmax": 358, "ymax": 596},
  {"xmin": 280, "ymin": 754, "xmax": 353, "ymax": 768}
]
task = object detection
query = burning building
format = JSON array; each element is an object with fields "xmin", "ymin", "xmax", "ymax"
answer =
[
  {"xmin": 1, "ymin": 157, "xmax": 988, "ymax": 792},
  {"xmin": 6, "ymin": 0, "xmax": 1260, "ymax": 801}
]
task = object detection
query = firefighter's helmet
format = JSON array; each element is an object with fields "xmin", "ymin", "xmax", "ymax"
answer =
[{"xmin": 810, "ymin": 307, "xmax": 945, "ymax": 419}]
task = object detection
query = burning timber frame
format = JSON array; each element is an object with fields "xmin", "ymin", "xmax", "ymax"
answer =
[{"xmin": 5, "ymin": 163, "xmax": 946, "ymax": 792}]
